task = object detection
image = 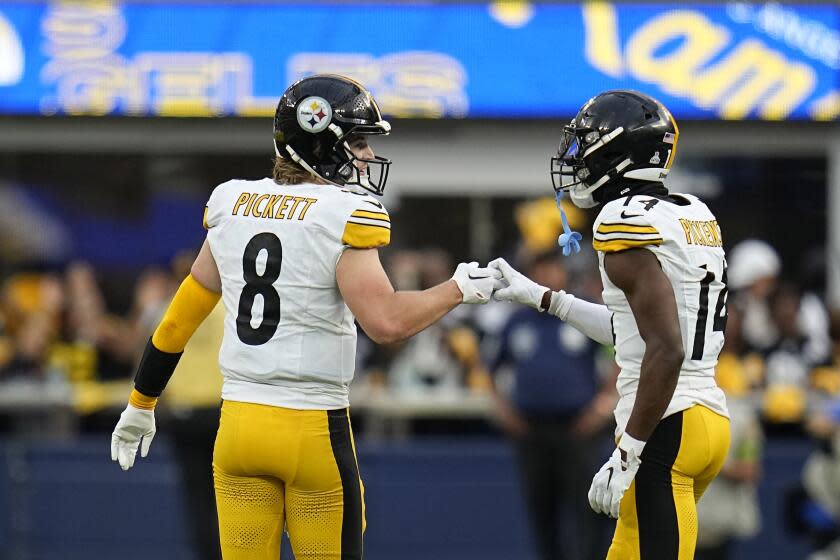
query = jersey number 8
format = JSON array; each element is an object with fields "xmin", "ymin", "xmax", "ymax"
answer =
[{"xmin": 237, "ymin": 233, "xmax": 282, "ymax": 346}]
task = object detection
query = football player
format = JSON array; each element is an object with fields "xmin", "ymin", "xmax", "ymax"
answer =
[
  {"xmin": 490, "ymin": 90, "xmax": 731, "ymax": 559},
  {"xmin": 110, "ymin": 75, "xmax": 500, "ymax": 560}
]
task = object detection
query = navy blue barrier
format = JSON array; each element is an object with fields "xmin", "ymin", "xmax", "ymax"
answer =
[
  {"xmin": 737, "ymin": 437, "xmax": 816, "ymax": 560},
  {"xmin": 0, "ymin": 435, "xmax": 821, "ymax": 559},
  {"xmin": 361, "ymin": 439, "xmax": 533, "ymax": 560},
  {"xmin": 0, "ymin": 438, "xmax": 194, "ymax": 560}
]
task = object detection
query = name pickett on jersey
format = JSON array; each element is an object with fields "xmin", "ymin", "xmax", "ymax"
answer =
[{"xmin": 203, "ymin": 179, "xmax": 390, "ymax": 250}]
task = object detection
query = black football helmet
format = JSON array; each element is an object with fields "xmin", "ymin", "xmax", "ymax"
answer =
[
  {"xmin": 551, "ymin": 90, "xmax": 679, "ymax": 208},
  {"xmin": 273, "ymin": 75, "xmax": 391, "ymax": 195}
]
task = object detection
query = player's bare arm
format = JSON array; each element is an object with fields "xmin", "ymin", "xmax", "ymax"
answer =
[
  {"xmin": 337, "ymin": 247, "xmax": 497, "ymax": 345},
  {"xmin": 604, "ymin": 247, "xmax": 684, "ymax": 442},
  {"xmin": 189, "ymin": 238, "xmax": 222, "ymax": 293}
]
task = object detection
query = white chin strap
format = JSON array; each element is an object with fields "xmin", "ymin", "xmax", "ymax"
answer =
[
  {"xmin": 569, "ymin": 157, "xmax": 633, "ymax": 208},
  {"xmin": 625, "ymin": 167, "xmax": 670, "ymax": 181},
  {"xmin": 569, "ymin": 184, "xmax": 599, "ymax": 209}
]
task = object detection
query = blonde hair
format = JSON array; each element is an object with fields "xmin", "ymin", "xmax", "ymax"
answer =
[{"xmin": 272, "ymin": 155, "xmax": 318, "ymax": 185}]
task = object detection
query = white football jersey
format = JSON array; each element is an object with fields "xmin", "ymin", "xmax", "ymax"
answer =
[
  {"xmin": 592, "ymin": 193, "xmax": 729, "ymax": 437},
  {"xmin": 204, "ymin": 178, "xmax": 391, "ymax": 409}
]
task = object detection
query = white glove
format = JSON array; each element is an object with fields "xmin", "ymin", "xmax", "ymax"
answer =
[
  {"xmin": 488, "ymin": 257, "xmax": 549, "ymax": 311},
  {"xmin": 452, "ymin": 261, "xmax": 503, "ymax": 304},
  {"xmin": 588, "ymin": 434, "xmax": 645, "ymax": 518},
  {"xmin": 111, "ymin": 404, "xmax": 156, "ymax": 471}
]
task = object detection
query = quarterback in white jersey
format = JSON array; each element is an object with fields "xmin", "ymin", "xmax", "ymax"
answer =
[
  {"xmin": 492, "ymin": 90, "xmax": 730, "ymax": 560},
  {"xmin": 110, "ymin": 75, "xmax": 499, "ymax": 560},
  {"xmin": 204, "ymin": 177, "xmax": 398, "ymax": 410}
]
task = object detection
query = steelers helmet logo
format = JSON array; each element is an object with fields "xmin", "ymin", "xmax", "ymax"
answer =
[{"xmin": 297, "ymin": 96, "xmax": 332, "ymax": 133}]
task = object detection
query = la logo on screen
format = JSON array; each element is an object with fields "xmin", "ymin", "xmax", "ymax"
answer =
[{"xmin": 0, "ymin": 12, "xmax": 24, "ymax": 86}]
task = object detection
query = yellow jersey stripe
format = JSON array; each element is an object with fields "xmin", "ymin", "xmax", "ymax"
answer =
[
  {"xmin": 350, "ymin": 210, "xmax": 390, "ymax": 222},
  {"xmin": 593, "ymin": 237, "xmax": 663, "ymax": 253},
  {"xmin": 342, "ymin": 221, "xmax": 391, "ymax": 248},
  {"xmin": 203, "ymin": 207, "xmax": 210, "ymax": 229},
  {"xmin": 596, "ymin": 223, "xmax": 659, "ymax": 235}
]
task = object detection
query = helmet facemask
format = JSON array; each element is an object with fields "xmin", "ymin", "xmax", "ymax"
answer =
[
  {"xmin": 551, "ymin": 125, "xmax": 627, "ymax": 209},
  {"xmin": 333, "ymin": 126, "xmax": 392, "ymax": 196},
  {"xmin": 280, "ymin": 121, "xmax": 392, "ymax": 196}
]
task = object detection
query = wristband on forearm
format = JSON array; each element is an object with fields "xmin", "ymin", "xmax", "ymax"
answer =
[
  {"xmin": 619, "ymin": 432, "xmax": 646, "ymax": 459},
  {"xmin": 548, "ymin": 291, "xmax": 614, "ymax": 346},
  {"xmin": 129, "ymin": 388, "xmax": 158, "ymax": 410},
  {"xmin": 133, "ymin": 337, "xmax": 183, "ymax": 398}
]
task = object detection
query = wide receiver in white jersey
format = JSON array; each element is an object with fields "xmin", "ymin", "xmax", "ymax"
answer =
[
  {"xmin": 491, "ymin": 90, "xmax": 731, "ymax": 559},
  {"xmin": 109, "ymin": 75, "xmax": 499, "ymax": 560}
]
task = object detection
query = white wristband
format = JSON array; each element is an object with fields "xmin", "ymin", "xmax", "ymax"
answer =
[
  {"xmin": 618, "ymin": 433, "xmax": 646, "ymax": 458},
  {"xmin": 548, "ymin": 290, "xmax": 574, "ymax": 319}
]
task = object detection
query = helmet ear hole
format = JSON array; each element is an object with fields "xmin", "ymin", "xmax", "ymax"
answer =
[{"xmin": 644, "ymin": 112, "xmax": 653, "ymax": 120}]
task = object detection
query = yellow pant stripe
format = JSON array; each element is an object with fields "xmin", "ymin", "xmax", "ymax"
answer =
[{"xmin": 608, "ymin": 406, "xmax": 730, "ymax": 560}]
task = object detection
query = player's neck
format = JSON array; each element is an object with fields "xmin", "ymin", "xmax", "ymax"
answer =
[{"xmin": 599, "ymin": 181, "xmax": 669, "ymax": 206}]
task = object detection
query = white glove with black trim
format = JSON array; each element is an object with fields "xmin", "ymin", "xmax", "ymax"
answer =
[
  {"xmin": 488, "ymin": 257, "xmax": 549, "ymax": 310},
  {"xmin": 111, "ymin": 404, "xmax": 156, "ymax": 471},
  {"xmin": 452, "ymin": 262, "xmax": 503, "ymax": 304},
  {"xmin": 588, "ymin": 434, "xmax": 645, "ymax": 518}
]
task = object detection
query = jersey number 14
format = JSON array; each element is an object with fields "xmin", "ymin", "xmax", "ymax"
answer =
[{"xmin": 691, "ymin": 264, "xmax": 728, "ymax": 360}]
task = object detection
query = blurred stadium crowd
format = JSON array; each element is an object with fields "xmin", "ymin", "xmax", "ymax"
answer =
[{"xmin": 1, "ymin": 192, "xmax": 840, "ymax": 558}]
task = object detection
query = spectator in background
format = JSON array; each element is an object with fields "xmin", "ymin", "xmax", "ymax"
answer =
[
  {"xmin": 798, "ymin": 400, "xmax": 840, "ymax": 560},
  {"xmin": 0, "ymin": 272, "xmax": 67, "ymax": 433},
  {"xmin": 60, "ymin": 262, "xmax": 134, "ymax": 381},
  {"xmin": 783, "ymin": 311, "xmax": 840, "ymax": 560},
  {"xmin": 0, "ymin": 272, "xmax": 64, "ymax": 380},
  {"xmin": 0, "ymin": 310, "xmax": 55, "ymax": 379},
  {"xmin": 727, "ymin": 239, "xmax": 829, "ymax": 365},
  {"xmin": 761, "ymin": 283, "xmax": 816, "ymax": 427},
  {"xmin": 486, "ymin": 249, "xmax": 614, "ymax": 560},
  {"xmin": 57, "ymin": 262, "xmax": 176, "ymax": 385},
  {"xmin": 696, "ymin": 354, "xmax": 763, "ymax": 560}
]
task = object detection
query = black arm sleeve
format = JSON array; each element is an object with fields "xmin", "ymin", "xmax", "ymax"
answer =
[{"xmin": 133, "ymin": 338, "xmax": 183, "ymax": 398}]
